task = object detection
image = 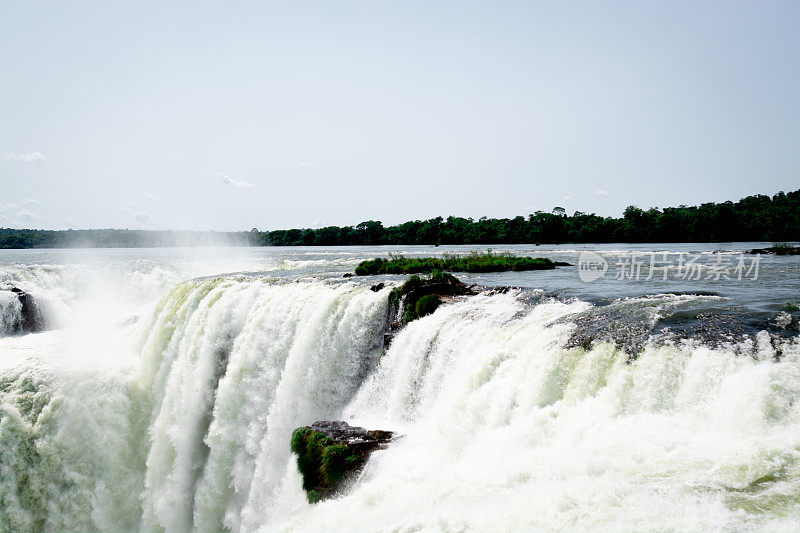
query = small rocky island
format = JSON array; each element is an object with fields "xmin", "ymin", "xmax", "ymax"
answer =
[
  {"xmin": 748, "ymin": 243, "xmax": 799, "ymax": 255},
  {"xmin": 291, "ymin": 421, "xmax": 395, "ymax": 503}
]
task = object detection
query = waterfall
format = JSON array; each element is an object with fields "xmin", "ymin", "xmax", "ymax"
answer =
[
  {"xmin": 132, "ymin": 278, "xmax": 388, "ymax": 531},
  {"xmin": 1, "ymin": 270, "xmax": 798, "ymax": 532},
  {"xmin": 284, "ymin": 291, "xmax": 800, "ymax": 531}
]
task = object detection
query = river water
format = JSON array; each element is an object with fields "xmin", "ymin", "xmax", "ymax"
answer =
[{"xmin": 0, "ymin": 244, "xmax": 798, "ymax": 532}]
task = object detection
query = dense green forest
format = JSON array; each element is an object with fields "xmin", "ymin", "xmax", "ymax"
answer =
[
  {"xmin": 1, "ymin": 190, "xmax": 798, "ymax": 249},
  {"xmin": 262, "ymin": 190, "xmax": 800, "ymax": 246}
]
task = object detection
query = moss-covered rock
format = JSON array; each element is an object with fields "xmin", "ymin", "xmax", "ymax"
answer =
[
  {"xmin": 387, "ymin": 271, "xmax": 472, "ymax": 327},
  {"xmin": 414, "ymin": 294, "xmax": 441, "ymax": 319},
  {"xmin": 290, "ymin": 421, "xmax": 394, "ymax": 503}
]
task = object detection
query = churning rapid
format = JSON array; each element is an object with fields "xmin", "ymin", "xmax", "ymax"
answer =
[{"xmin": 0, "ymin": 246, "xmax": 798, "ymax": 532}]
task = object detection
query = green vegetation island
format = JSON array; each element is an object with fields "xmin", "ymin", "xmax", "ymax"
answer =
[
  {"xmin": 2, "ymin": 190, "xmax": 798, "ymax": 249},
  {"xmin": 354, "ymin": 251, "xmax": 563, "ymax": 275}
]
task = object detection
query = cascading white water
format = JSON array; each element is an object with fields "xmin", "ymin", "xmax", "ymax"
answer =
[
  {"xmin": 274, "ymin": 291, "xmax": 800, "ymax": 532},
  {"xmin": 1, "ymin": 274, "xmax": 391, "ymax": 532},
  {"xmin": 0, "ymin": 355, "xmax": 143, "ymax": 531},
  {"xmin": 133, "ymin": 277, "xmax": 388, "ymax": 532},
  {"xmin": 1, "ymin": 260, "xmax": 799, "ymax": 532},
  {"xmin": 0, "ymin": 290, "xmax": 24, "ymax": 335}
]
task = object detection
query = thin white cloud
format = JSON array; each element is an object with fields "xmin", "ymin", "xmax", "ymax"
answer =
[
  {"xmin": 297, "ymin": 161, "xmax": 313, "ymax": 168},
  {"xmin": 170, "ymin": 152, "xmax": 182, "ymax": 158},
  {"xmin": 595, "ymin": 189, "xmax": 610, "ymax": 197},
  {"xmin": 3, "ymin": 151, "xmax": 47, "ymax": 163},
  {"xmin": 123, "ymin": 201, "xmax": 159, "ymax": 227},
  {"xmin": 145, "ymin": 194, "xmax": 160, "ymax": 202},
  {"xmin": 492, "ymin": 198, "xmax": 503, "ymax": 203},
  {"xmin": 21, "ymin": 198, "xmax": 41, "ymax": 205},
  {"xmin": 17, "ymin": 209, "xmax": 40, "ymax": 221},
  {"xmin": 122, "ymin": 201, "xmax": 157, "ymax": 226},
  {"xmin": 0, "ymin": 203, "xmax": 41, "ymax": 226},
  {"xmin": 133, "ymin": 212, "xmax": 153, "ymax": 225},
  {"xmin": 563, "ymin": 195, "xmax": 573, "ymax": 201},
  {"xmin": 220, "ymin": 172, "xmax": 254, "ymax": 189}
]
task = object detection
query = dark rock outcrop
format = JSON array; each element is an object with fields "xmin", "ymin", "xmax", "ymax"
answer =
[
  {"xmin": 748, "ymin": 245, "xmax": 800, "ymax": 255},
  {"xmin": 290, "ymin": 421, "xmax": 394, "ymax": 503},
  {"xmin": 369, "ymin": 282, "xmax": 385, "ymax": 292},
  {"xmin": 2, "ymin": 285, "xmax": 45, "ymax": 333},
  {"xmin": 382, "ymin": 272, "xmax": 475, "ymax": 346}
]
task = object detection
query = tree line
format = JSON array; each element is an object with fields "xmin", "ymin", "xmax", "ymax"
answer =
[
  {"xmin": 1, "ymin": 190, "xmax": 798, "ymax": 249},
  {"xmin": 261, "ymin": 190, "xmax": 800, "ymax": 246}
]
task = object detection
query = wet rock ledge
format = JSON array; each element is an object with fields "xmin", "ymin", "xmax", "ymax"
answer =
[
  {"xmin": 290, "ymin": 421, "xmax": 394, "ymax": 503},
  {"xmin": 2, "ymin": 285, "xmax": 45, "ymax": 333}
]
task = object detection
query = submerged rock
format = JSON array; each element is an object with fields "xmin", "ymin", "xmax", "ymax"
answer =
[
  {"xmin": 290, "ymin": 421, "xmax": 394, "ymax": 503},
  {"xmin": 2, "ymin": 285, "xmax": 45, "ymax": 333}
]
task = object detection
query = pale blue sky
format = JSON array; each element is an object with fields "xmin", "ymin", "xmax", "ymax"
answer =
[{"xmin": 1, "ymin": 1, "xmax": 798, "ymax": 230}]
